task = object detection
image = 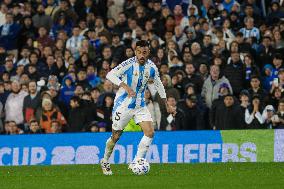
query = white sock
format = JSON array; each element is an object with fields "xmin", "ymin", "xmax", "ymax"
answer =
[
  {"xmin": 136, "ymin": 135, "xmax": 153, "ymax": 159},
  {"xmin": 103, "ymin": 137, "xmax": 115, "ymax": 161}
]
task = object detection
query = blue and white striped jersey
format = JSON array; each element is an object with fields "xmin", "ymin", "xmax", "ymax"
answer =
[
  {"xmin": 239, "ymin": 27, "xmax": 260, "ymax": 41},
  {"xmin": 106, "ymin": 57, "xmax": 166, "ymax": 111}
]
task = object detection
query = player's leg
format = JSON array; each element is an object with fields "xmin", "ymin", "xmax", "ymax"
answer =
[
  {"xmin": 100, "ymin": 129, "xmax": 123, "ymax": 175},
  {"xmin": 136, "ymin": 121, "xmax": 154, "ymax": 159},
  {"xmin": 133, "ymin": 107, "xmax": 154, "ymax": 160},
  {"xmin": 101, "ymin": 105, "xmax": 133, "ymax": 175},
  {"xmin": 102, "ymin": 129, "xmax": 123, "ymax": 161}
]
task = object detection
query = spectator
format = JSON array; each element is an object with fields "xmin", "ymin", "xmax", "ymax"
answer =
[
  {"xmin": 224, "ymin": 51, "xmax": 245, "ymax": 96},
  {"xmin": 272, "ymin": 98, "xmax": 284, "ymax": 129},
  {"xmin": 78, "ymin": 0, "xmax": 98, "ymax": 20},
  {"xmin": 47, "ymin": 75, "xmax": 60, "ymax": 91},
  {"xmin": 19, "ymin": 17, "xmax": 37, "ymax": 49},
  {"xmin": 67, "ymin": 96, "xmax": 89, "ymax": 132},
  {"xmin": 8, "ymin": 120, "xmax": 24, "ymax": 135},
  {"xmin": 50, "ymin": 120, "xmax": 62, "ymax": 133},
  {"xmin": 66, "ymin": 26, "xmax": 85, "ymax": 60},
  {"xmin": 81, "ymin": 91, "xmax": 99, "ymax": 124},
  {"xmin": 160, "ymin": 95, "xmax": 185, "ymax": 131},
  {"xmin": 59, "ymin": 75, "xmax": 75, "ymax": 106},
  {"xmin": 168, "ymin": 56, "xmax": 183, "ymax": 76},
  {"xmin": 5, "ymin": 80, "xmax": 28, "ymax": 128},
  {"xmin": 0, "ymin": 3, "xmax": 8, "ymax": 26},
  {"xmin": 245, "ymin": 95, "xmax": 265, "ymax": 129},
  {"xmin": 32, "ymin": 4, "xmax": 53, "ymax": 31},
  {"xmin": 210, "ymin": 83, "xmax": 232, "ymax": 128},
  {"xmin": 39, "ymin": 55, "xmax": 57, "ymax": 79},
  {"xmin": 222, "ymin": 19, "xmax": 235, "ymax": 46},
  {"xmin": 76, "ymin": 68, "xmax": 92, "ymax": 91},
  {"xmin": 111, "ymin": 33, "xmax": 125, "ymax": 62},
  {"xmin": 190, "ymin": 42, "xmax": 209, "ymax": 69},
  {"xmin": 202, "ymin": 65, "xmax": 232, "ymax": 109},
  {"xmin": 37, "ymin": 27, "xmax": 54, "ymax": 48},
  {"xmin": 273, "ymin": 30, "xmax": 284, "ymax": 51},
  {"xmin": 50, "ymin": 16, "xmax": 72, "ymax": 39},
  {"xmin": 202, "ymin": 35, "xmax": 213, "ymax": 58},
  {"xmin": 91, "ymin": 87, "xmax": 101, "ymax": 105},
  {"xmin": 0, "ymin": 13, "xmax": 20, "ymax": 58},
  {"xmin": 244, "ymin": 54, "xmax": 260, "ymax": 87},
  {"xmin": 240, "ymin": 17, "xmax": 260, "ymax": 41},
  {"xmin": 213, "ymin": 94, "xmax": 243, "ymax": 130},
  {"xmin": 23, "ymin": 80, "xmax": 41, "ymax": 124},
  {"xmin": 40, "ymin": 98, "xmax": 67, "ymax": 133},
  {"xmin": 259, "ymin": 36, "xmax": 274, "ymax": 68},
  {"xmin": 74, "ymin": 84, "xmax": 85, "ymax": 97},
  {"xmin": 45, "ymin": 0, "xmax": 60, "ymax": 19},
  {"xmin": 262, "ymin": 105, "xmax": 275, "ymax": 129},
  {"xmin": 2, "ymin": 121, "xmax": 10, "ymax": 135},
  {"xmin": 98, "ymin": 80, "xmax": 115, "ymax": 104},
  {"xmin": 263, "ymin": 64, "xmax": 274, "ymax": 91},
  {"xmin": 182, "ymin": 63, "xmax": 203, "ymax": 94},
  {"xmin": 248, "ymin": 76, "xmax": 268, "ymax": 103},
  {"xmin": 97, "ymin": 94, "xmax": 114, "ymax": 131},
  {"xmin": 271, "ymin": 53, "xmax": 283, "ymax": 79},
  {"xmin": 179, "ymin": 94, "xmax": 205, "ymax": 130},
  {"xmin": 267, "ymin": 2, "xmax": 284, "ymax": 24},
  {"xmin": 172, "ymin": 25, "xmax": 187, "ymax": 51},
  {"xmin": 87, "ymin": 65, "xmax": 101, "ymax": 88},
  {"xmin": 53, "ymin": 0, "xmax": 78, "ymax": 25},
  {"xmin": 27, "ymin": 119, "xmax": 42, "ymax": 134}
]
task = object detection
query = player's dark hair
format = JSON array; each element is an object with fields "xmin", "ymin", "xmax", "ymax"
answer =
[{"xmin": 136, "ymin": 40, "xmax": 150, "ymax": 48}]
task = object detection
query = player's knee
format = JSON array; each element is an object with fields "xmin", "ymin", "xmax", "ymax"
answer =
[{"xmin": 145, "ymin": 128, "xmax": 154, "ymax": 138}]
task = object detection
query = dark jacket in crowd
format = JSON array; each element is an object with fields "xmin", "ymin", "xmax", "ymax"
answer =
[
  {"xmin": 248, "ymin": 88, "xmax": 268, "ymax": 104},
  {"xmin": 178, "ymin": 103, "xmax": 205, "ymax": 130},
  {"xmin": 182, "ymin": 73, "xmax": 204, "ymax": 94},
  {"xmin": 224, "ymin": 61, "xmax": 245, "ymax": 96},
  {"xmin": 191, "ymin": 53, "xmax": 209, "ymax": 69},
  {"xmin": 213, "ymin": 102, "xmax": 243, "ymax": 130},
  {"xmin": 0, "ymin": 23, "xmax": 21, "ymax": 50},
  {"xmin": 160, "ymin": 108, "xmax": 185, "ymax": 130},
  {"xmin": 23, "ymin": 93, "xmax": 41, "ymax": 123},
  {"xmin": 67, "ymin": 105, "xmax": 89, "ymax": 132}
]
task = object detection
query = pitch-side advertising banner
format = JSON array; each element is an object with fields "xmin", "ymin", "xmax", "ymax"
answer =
[{"xmin": 0, "ymin": 130, "xmax": 282, "ymax": 166}]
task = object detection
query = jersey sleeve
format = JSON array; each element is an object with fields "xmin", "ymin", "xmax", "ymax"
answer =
[
  {"xmin": 152, "ymin": 64, "xmax": 167, "ymax": 99},
  {"xmin": 106, "ymin": 59, "xmax": 132, "ymax": 86}
]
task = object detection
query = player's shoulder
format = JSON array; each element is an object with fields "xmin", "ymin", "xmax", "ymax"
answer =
[
  {"xmin": 147, "ymin": 59, "xmax": 157, "ymax": 68},
  {"xmin": 121, "ymin": 57, "xmax": 136, "ymax": 67}
]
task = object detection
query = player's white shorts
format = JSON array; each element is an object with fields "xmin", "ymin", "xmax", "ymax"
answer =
[{"xmin": 112, "ymin": 103, "xmax": 153, "ymax": 131}]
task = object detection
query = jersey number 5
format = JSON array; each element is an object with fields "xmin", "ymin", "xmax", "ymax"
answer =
[
  {"xmin": 115, "ymin": 112, "xmax": 121, "ymax": 121},
  {"xmin": 137, "ymin": 77, "xmax": 143, "ymax": 88}
]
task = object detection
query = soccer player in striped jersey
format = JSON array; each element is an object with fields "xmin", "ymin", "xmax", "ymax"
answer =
[{"xmin": 100, "ymin": 40, "xmax": 176, "ymax": 175}]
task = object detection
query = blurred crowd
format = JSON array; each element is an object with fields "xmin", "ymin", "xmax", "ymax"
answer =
[{"xmin": 0, "ymin": 0, "xmax": 284, "ymax": 135}]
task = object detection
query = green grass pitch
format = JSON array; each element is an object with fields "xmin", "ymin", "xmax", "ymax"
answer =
[{"xmin": 0, "ymin": 163, "xmax": 283, "ymax": 189}]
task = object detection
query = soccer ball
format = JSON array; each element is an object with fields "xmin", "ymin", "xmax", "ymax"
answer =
[{"xmin": 131, "ymin": 158, "xmax": 150, "ymax": 175}]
